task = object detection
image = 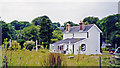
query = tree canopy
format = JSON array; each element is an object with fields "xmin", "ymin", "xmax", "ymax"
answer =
[
  {"xmin": 97, "ymin": 14, "xmax": 120, "ymax": 47},
  {"xmin": 83, "ymin": 17, "xmax": 99, "ymax": 24}
]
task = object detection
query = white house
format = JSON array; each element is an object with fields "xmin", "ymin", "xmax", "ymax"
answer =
[{"xmin": 50, "ymin": 21, "xmax": 102, "ymax": 55}]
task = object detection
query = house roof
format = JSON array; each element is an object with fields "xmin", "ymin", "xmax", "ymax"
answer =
[
  {"xmin": 58, "ymin": 27, "xmax": 64, "ymax": 32},
  {"xmin": 51, "ymin": 38, "xmax": 85, "ymax": 45},
  {"xmin": 61, "ymin": 24, "xmax": 94, "ymax": 33}
]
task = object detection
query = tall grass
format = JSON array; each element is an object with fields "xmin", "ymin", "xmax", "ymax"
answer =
[{"xmin": 2, "ymin": 49, "xmax": 114, "ymax": 66}]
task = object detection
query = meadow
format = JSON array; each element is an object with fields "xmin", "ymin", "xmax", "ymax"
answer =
[{"xmin": 1, "ymin": 49, "xmax": 117, "ymax": 67}]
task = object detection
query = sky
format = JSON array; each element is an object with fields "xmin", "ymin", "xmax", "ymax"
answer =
[{"xmin": 0, "ymin": 0, "xmax": 119, "ymax": 25}]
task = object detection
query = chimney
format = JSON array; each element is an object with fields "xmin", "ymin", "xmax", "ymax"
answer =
[
  {"xmin": 66, "ymin": 23, "xmax": 71, "ymax": 31},
  {"xmin": 79, "ymin": 21, "xmax": 84, "ymax": 30}
]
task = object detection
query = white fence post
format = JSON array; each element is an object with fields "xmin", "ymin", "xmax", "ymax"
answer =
[{"xmin": 36, "ymin": 40, "xmax": 38, "ymax": 52}]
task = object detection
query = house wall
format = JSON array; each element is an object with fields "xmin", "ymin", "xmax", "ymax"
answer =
[
  {"xmin": 86, "ymin": 25, "xmax": 101, "ymax": 55},
  {"xmin": 63, "ymin": 32, "xmax": 87, "ymax": 39},
  {"xmin": 74, "ymin": 41, "xmax": 87, "ymax": 55},
  {"xmin": 63, "ymin": 33, "xmax": 73, "ymax": 39},
  {"xmin": 74, "ymin": 32, "xmax": 87, "ymax": 38}
]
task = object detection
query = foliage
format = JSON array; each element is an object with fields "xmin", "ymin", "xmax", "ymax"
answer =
[
  {"xmin": 52, "ymin": 22, "xmax": 60, "ymax": 27},
  {"xmin": 32, "ymin": 15, "xmax": 52, "ymax": 26},
  {"xmin": 23, "ymin": 40, "xmax": 35, "ymax": 51},
  {"xmin": 10, "ymin": 20, "xmax": 31, "ymax": 30},
  {"xmin": 52, "ymin": 29, "xmax": 63, "ymax": 41},
  {"xmin": 22, "ymin": 25, "xmax": 40, "ymax": 41},
  {"xmin": 84, "ymin": 21, "xmax": 89, "ymax": 25},
  {"xmin": 1, "ymin": 21, "xmax": 11, "ymax": 43},
  {"xmin": 83, "ymin": 16, "xmax": 99, "ymax": 24},
  {"xmin": 48, "ymin": 53, "xmax": 63, "ymax": 67},
  {"xmin": 52, "ymin": 22, "xmax": 61, "ymax": 30},
  {"xmin": 97, "ymin": 14, "xmax": 120, "ymax": 47},
  {"xmin": 17, "ymin": 39, "xmax": 26, "ymax": 49},
  {"xmin": 38, "ymin": 16, "xmax": 53, "ymax": 47},
  {"xmin": 2, "ymin": 49, "xmax": 114, "ymax": 66},
  {"xmin": 2, "ymin": 38, "xmax": 9, "ymax": 50},
  {"xmin": 8, "ymin": 24, "xmax": 17, "ymax": 40},
  {"xmin": 8, "ymin": 40, "xmax": 21, "ymax": 50},
  {"xmin": 77, "ymin": 46, "xmax": 81, "ymax": 54},
  {"xmin": 101, "ymin": 47, "xmax": 109, "ymax": 51},
  {"xmin": 51, "ymin": 39, "xmax": 59, "ymax": 43},
  {"xmin": 64, "ymin": 21, "xmax": 74, "ymax": 27}
]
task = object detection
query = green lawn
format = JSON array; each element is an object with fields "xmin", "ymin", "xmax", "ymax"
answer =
[{"xmin": 1, "ymin": 49, "xmax": 114, "ymax": 66}]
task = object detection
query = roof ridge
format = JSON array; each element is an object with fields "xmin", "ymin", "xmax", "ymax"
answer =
[{"xmin": 72, "ymin": 24, "xmax": 94, "ymax": 27}]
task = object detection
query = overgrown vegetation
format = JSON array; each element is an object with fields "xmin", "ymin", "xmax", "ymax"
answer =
[{"xmin": 2, "ymin": 49, "xmax": 118, "ymax": 66}]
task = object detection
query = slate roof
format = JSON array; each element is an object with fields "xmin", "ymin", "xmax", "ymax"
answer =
[
  {"xmin": 52, "ymin": 38, "xmax": 85, "ymax": 45},
  {"xmin": 58, "ymin": 27, "xmax": 64, "ymax": 32},
  {"xmin": 62, "ymin": 24, "xmax": 94, "ymax": 33}
]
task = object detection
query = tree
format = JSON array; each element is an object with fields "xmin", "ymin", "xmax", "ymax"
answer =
[
  {"xmin": 8, "ymin": 24, "xmax": 17, "ymax": 40},
  {"xmin": 22, "ymin": 25, "xmax": 40, "ymax": 41},
  {"xmin": 52, "ymin": 22, "xmax": 61, "ymax": 30},
  {"xmin": 32, "ymin": 16, "xmax": 52, "ymax": 26},
  {"xmin": 97, "ymin": 14, "xmax": 120, "ymax": 47},
  {"xmin": 83, "ymin": 17, "xmax": 99, "ymax": 24},
  {"xmin": 1, "ymin": 21, "xmax": 11, "ymax": 43},
  {"xmin": 39, "ymin": 16, "xmax": 53, "ymax": 48},
  {"xmin": 10, "ymin": 20, "xmax": 31, "ymax": 30},
  {"xmin": 84, "ymin": 21, "xmax": 89, "ymax": 25},
  {"xmin": 52, "ymin": 28, "xmax": 63, "ymax": 41}
]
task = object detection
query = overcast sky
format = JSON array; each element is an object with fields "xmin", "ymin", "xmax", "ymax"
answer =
[{"xmin": 0, "ymin": 0, "xmax": 119, "ymax": 25}]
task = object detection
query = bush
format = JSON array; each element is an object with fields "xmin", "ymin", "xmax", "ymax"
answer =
[
  {"xmin": 49, "ymin": 53, "xmax": 62, "ymax": 67},
  {"xmin": 8, "ymin": 40, "xmax": 21, "ymax": 50},
  {"xmin": 51, "ymin": 39, "xmax": 59, "ymax": 43},
  {"xmin": 2, "ymin": 38, "xmax": 9, "ymax": 49},
  {"xmin": 23, "ymin": 40, "xmax": 35, "ymax": 51},
  {"xmin": 17, "ymin": 39, "xmax": 26, "ymax": 49},
  {"xmin": 102, "ymin": 47, "xmax": 110, "ymax": 51}
]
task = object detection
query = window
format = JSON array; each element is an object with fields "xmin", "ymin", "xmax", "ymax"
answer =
[
  {"xmin": 87, "ymin": 32, "xmax": 89, "ymax": 38},
  {"xmin": 81, "ymin": 44, "xmax": 86, "ymax": 51}
]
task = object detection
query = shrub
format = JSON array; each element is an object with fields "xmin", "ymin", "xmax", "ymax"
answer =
[
  {"xmin": 23, "ymin": 40, "xmax": 35, "ymax": 51},
  {"xmin": 49, "ymin": 53, "xmax": 63, "ymax": 67},
  {"xmin": 102, "ymin": 47, "xmax": 110, "ymax": 51},
  {"xmin": 51, "ymin": 39, "xmax": 59, "ymax": 43},
  {"xmin": 8, "ymin": 40, "xmax": 21, "ymax": 50},
  {"xmin": 17, "ymin": 39, "xmax": 25, "ymax": 49},
  {"xmin": 42, "ymin": 53, "xmax": 64, "ymax": 67},
  {"xmin": 2, "ymin": 38, "xmax": 9, "ymax": 50}
]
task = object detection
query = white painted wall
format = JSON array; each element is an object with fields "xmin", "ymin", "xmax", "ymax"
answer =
[
  {"xmin": 74, "ymin": 40, "xmax": 87, "ymax": 55},
  {"xmin": 63, "ymin": 33, "xmax": 73, "ymax": 39},
  {"xmin": 86, "ymin": 25, "xmax": 101, "ymax": 55},
  {"xmin": 74, "ymin": 32, "xmax": 87, "ymax": 38}
]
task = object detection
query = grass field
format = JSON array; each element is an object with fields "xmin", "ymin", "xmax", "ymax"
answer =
[{"xmin": 1, "ymin": 49, "xmax": 115, "ymax": 66}]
